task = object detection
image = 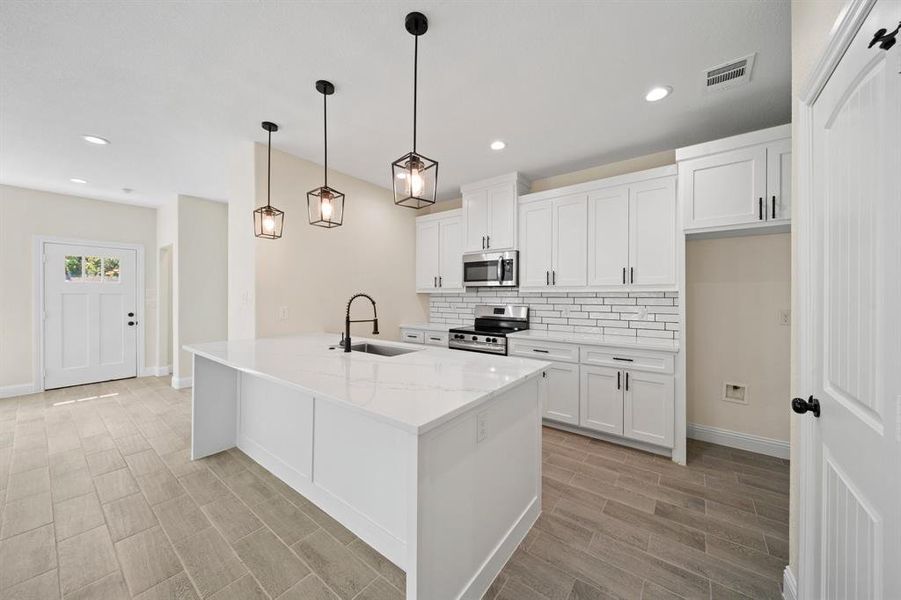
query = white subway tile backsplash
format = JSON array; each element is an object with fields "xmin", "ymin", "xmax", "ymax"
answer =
[{"xmin": 428, "ymin": 289, "xmax": 680, "ymax": 336}]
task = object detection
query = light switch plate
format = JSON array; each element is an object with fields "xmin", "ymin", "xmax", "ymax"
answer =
[
  {"xmin": 778, "ymin": 310, "xmax": 791, "ymax": 326},
  {"xmin": 278, "ymin": 306, "xmax": 289, "ymax": 321}
]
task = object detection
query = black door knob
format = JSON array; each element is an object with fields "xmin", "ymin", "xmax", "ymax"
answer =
[
  {"xmin": 792, "ymin": 395, "xmax": 821, "ymax": 418},
  {"xmin": 127, "ymin": 321, "xmax": 135, "ymax": 326},
  {"xmin": 128, "ymin": 312, "xmax": 134, "ymax": 317}
]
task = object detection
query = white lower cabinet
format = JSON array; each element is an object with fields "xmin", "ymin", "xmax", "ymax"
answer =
[
  {"xmin": 579, "ymin": 365, "xmax": 623, "ymax": 435},
  {"xmin": 542, "ymin": 362, "xmax": 580, "ymax": 425},
  {"xmin": 623, "ymin": 370, "xmax": 674, "ymax": 447},
  {"xmin": 511, "ymin": 338, "xmax": 676, "ymax": 450}
]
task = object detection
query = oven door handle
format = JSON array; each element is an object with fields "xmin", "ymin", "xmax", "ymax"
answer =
[{"xmin": 498, "ymin": 257, "xmax": 504, "ymax": 284}]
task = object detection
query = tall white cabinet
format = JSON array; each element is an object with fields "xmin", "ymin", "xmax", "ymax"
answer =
[
  {"xmin": 677, "ymin": 124, "xmax": 791, "ymax": 235},
  {"xmin": 461, "ymin": 173, "xmax": 530, "ymax": 252},
  {"xmin": 415, "ymin": 210, "xmax": 463, "ymax": 293},
  {"xmin": 519, "ymin": 166, "xmax": 677, "ymax": 291}
]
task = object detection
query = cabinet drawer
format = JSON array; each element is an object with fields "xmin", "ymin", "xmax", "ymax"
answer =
[
  {"xmin": 400, "ymin": 330, "xmax": 425, "ymax": 344},
  {"xmin": 424, "ymin": 331, "xmax": 448, "ymax": 346},
  {"xmin": 509, "ymin": 339, "xmax": 579, "ymax": 363},
  {"xmin": 579, "ymin": 347, "xmax": 674, "ymax": 374}
]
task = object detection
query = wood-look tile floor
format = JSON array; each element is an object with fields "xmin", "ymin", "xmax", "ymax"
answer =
[{"xmin": 0, "ymin": 377, "xmax": 789, "ymax": 600}]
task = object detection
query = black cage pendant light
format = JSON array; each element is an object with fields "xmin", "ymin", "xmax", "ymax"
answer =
[
  {"xmin": 308, "ymin": 80, "xmax": 344, "ymax": 228},
  {"xmin": 254, "ymin": 121, "xmax": 285, "ymax": 239},
  {"xmin": 391, "ymin": 12, "xmax": 438, "ymax": 209}
]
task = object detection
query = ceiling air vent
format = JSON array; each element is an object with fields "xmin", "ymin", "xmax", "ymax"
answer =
[{"xmin": 704, "ymin": 53, "xmax": 756, "ymax": 92}]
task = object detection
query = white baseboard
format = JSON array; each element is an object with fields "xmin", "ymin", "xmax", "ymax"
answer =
[
  {"xmin": 0, "ymin": 383, "xmax": 35, "ymax": 399},
  {"xmin": 783, "ymin": 566, "xmax": 797, "ymax": 600},
  {"xmin": 171, "ymin": 376, "xmax": 193, "ymax": 390},
  {"xmin": 688, "ymin": 423, "xmax": 790, "ymax": 459},
  {"xmin": 152, "ymin": 365, "xmax": 171, "ymax": 377}
]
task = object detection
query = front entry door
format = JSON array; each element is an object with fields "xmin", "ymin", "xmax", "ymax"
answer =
[
  {"xmin": 43, "ymin": 242, "xmax": 138, "ymax": 389},
  {"xmin": 801, "ymin": 2, "xmax": 901, "ymax": 598}
]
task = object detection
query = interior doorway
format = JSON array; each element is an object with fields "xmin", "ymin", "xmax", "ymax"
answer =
[{"xmin": 157, "ymin": 244, "xmax": 173, "ymax": 377}]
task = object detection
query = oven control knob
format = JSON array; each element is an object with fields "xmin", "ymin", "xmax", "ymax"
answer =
[
  {"xmin": 472, "ymin": 336, "xmax": 478, "ymax": 341},
  {"xmin": 491, "ymin": 338, "xmax": 497, "ymax": 343}
]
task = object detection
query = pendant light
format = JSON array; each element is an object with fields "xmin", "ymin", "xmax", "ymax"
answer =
[
  {"xmin": 391, "ymin": 11, "xmax": 438, "ymax": 209},
  {"xmin": 254, "ymin": 121, "xmax": 285, "ymax": 239},
  {"xmin": 308, "ymin": 80, "xmax": 344, "ymax": 228}
]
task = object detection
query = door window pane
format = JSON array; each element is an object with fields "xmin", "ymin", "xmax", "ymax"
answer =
[
  {"xmin": 104, "ymin": 258, "xmax": 120, "ymax": 282},
  {"xmin": 84, "ymin": 256, "xmax": 102, "ymax": 282},
  {"xmin": 65, "ymin": 256, "xmax": 83, "ymax": 281}
]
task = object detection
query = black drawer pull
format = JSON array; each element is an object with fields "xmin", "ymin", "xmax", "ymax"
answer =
[
  {"xmin": 532, "ymin": 349, "xmax": 550, "ymax": 354},
  {"xmin": 612, "ymin": 357, "xmax": 633, "ymax": 362},
  {"xmin": 625, "ymin": 372, "xmax": 630, "ymax": 391},
  {"xmin": 430, "ymin": 337, "xmax": 441, "ymax": 341},
  {"xmin": 617, "ymin": 371, "xmax": 621, "ymax": 390}
]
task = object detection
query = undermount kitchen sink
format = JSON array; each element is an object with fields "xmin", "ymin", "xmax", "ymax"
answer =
[{"xmin": 348, "ymin": 343, "xmax": 420, "ymax": 357}]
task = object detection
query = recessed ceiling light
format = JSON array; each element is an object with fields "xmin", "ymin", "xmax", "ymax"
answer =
[
  {"xmin": 82, "ymin": 135, "xmax": 110, "ymax": 145},
  {"xmin": 70, "ymin": 178, "xmax": 87, "ymax": 184},
  {"xmin": 645, "ymin": 86, "xmax": 672, "ymax": 102},
  {"xmin": 490, "ymin": 140, "xmax": 506, "ymax": 151}
]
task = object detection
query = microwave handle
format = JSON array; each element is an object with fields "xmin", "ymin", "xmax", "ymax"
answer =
[{"xmin": 497, "ymin": 257, "xmax": 504, "ymax": 284}]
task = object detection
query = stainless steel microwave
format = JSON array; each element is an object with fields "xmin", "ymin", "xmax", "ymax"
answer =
[{"xmin": 463, "ymin": 251, "xmax": 518, "ymax": 287}]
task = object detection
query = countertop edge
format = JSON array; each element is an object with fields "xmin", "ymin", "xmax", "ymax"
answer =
[{"xmin": 506, "ymin": 331, "xmax": 680, "ymax": 353}]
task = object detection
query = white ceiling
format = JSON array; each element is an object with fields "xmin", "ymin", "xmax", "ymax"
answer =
[{"xmin": 0, "ymin": 1, "xmax": 790, "ymax": 207}]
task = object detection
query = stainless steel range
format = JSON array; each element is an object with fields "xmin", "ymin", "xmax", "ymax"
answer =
[{"xmin": 448, "ymin": 305, "xmax": 529, "ymax": 355}]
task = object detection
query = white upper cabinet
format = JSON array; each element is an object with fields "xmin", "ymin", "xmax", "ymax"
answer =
[
  {"xmin": 461, "ymin": 173, "xmax": 529, "ymax": 252},
  {"xmin": 587, "ymin": 185, "xmax": 629, "ymax": 287},
  {"xmin": 415, "ymin": 210, "xmax": 463, "ymax": 293},
  {"xmin": 518, "ymin": 193, "xmax": 587, "ymax": 289},
  {"xmin": 766, "ymin": 138, "xmax": 791, "ymax": 222},
  {"xmin": 518, "ymin": 200, "xmax": 553, "ymax": 287},
  {"xmin": 628, "ymin": 177, "xmax": 676, "ymax": 286},
  {"xmin": 677, "ymin": 124, "xmax": 791, "ymax": 235},
  {"xmin": 522, "ymin": 166, "xmax": 677, "ymax": 291}
]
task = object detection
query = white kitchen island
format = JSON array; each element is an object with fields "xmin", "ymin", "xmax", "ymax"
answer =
[{"xmin": 184, "ymin": 334, "xmax": 550, "ymax": 600}]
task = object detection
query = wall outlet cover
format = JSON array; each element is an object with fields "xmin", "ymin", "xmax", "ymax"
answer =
[
  {"xmin": 278, "ymin": 306, "xmax": 289, "ymax": 320},
  {"xmin": 779, "ymin": 309, "xmax": 791, "ymax": 326}
]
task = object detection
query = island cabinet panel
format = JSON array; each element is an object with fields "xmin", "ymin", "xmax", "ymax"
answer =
[
  {"xmin": 191, "ymin": 355, "xmax": 238, "ymax": 459},
  {"xmin": 415, "ymin": 376, "xmax": 541, "ymax": 599},
  {"xmin": 238, "ymin": 374, "xmax": 314, "ymax": 483},
  {"xmin": 313, "ymin": 400, "xmax": 410, "ymax": 543}
]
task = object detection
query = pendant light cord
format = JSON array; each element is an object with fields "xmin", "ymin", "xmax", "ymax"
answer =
[
  {"xmin": 266, "ymin": 127, "xmax": 272, "ymax": 208},
  {"xmin": 323, "ymin": 92, "xmax": 328, "ymax": 188},
  {"xmin": 413, "ymin": 34, "xmax": 418, "ymax": 154}
]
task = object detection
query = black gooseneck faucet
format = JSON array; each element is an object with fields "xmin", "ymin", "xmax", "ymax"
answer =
[{"xmin": 344, "ymin": 293, "xmax": 379, "ymax": 352}]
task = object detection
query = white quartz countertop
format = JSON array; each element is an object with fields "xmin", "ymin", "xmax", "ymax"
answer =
[
  {"xmin": 185, "ymin": 334, "xmax": 550, "ymax": 434},
  {"xmin": 399, "ymin": 322, "xmax": 454, "ymax": 332},
  {"xmin": 507, "ymin": 329, "xmax": 680, "ymax": 353}
]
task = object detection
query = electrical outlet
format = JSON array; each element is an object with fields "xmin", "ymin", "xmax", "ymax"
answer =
[
  {"xmin": 278, "ymin": 306, "xmax": 289, "ymax": 321},
  {"xmin": 476, "ymin": 411, "xmax": 488, "ymax": 443},
  {"xmin": 779, "ymin": 309, "xmax": 791, "ymax": 326}
]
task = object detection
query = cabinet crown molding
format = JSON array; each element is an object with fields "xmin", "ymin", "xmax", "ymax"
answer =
[
  {"xmin": 460, "ymin": 172, "xmax": 530, "ymax": 195},
  {"xmin": 519, "ymin": 165, "xmax": 676, "ymax": 204},
  {"xmin": 675, "ymin": 123, "xmax": 791, "ymax": 162},
  {"xmin": 415, "ymin": 207, "xmax": 461, "ymax": 224}
]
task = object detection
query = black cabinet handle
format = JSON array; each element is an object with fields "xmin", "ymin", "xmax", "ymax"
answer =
[
  {"xmin": 759, "ymin": 197, "xmax": 763, "ymax": 220},
  {"xmin": 552, "ymin": 270, "xmax": 556, "ymax": 285},
  {"xmin": 546, "ymin": 271, "xmax": 549, "ymax": 285},
  {"xmin": 617, "ymin": 371, "xmax": 621, "ymax": 390},
  {"xmin": 622, "ymin": 267, "xmax": 626, "ymax": 284},
  {"xmin": 430, "ymin": 337, "xmax": 441, "ymax": 341},
  {"xmin": 433, "ymin": 276, "xmax": 437, "ymax": 287},
  {"xmin": 532, "ymin": 348, "xmax": 550, "ymax": 354},
  {"xmin": 772, "ymin": 195, "xmax": 776, "ymax": 219},
  {"xmin": 486, "ymin": 235, "xmax": 490, "ymax": 248},
  {"xmin": 481, "ymin": 236, "xmax": 485, "ymax": 249},
  {"xmin": 625, "ymin": 372, "xmax": 630, "ymax": 391},
  {"xmin": 630, "ymin": 267, "xmax": 634, "ymax": 284},
  {"xmin": 439, "ymin": 276, "xmax": 442, "ymax": 287},
  {"xmin": 612, "ymin": 357, "xmax": 633, "ymax": 362},
  {"xmin": 792, "ymin": 395, "xmax": 821, "ymax": 418}
]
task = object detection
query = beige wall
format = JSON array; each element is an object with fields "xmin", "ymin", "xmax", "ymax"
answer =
[
  {"xmin": 0, "ymin": 185, "xmax": 157, "ymax": 388},
  {"xmin": 226, "ymin": 142, "xmax": 257, "ymax": 341},
  {"xmin": 789, "ymin": 0, "xmax": 849, "ymax": 578},
  {"xmin": 686, "ymin": 234, "xmax": 791, "ymax": 441},
  {"xmin": 529, "ymin": 150, "xmax": 676, "ymax": 192},
  {"xmin": 253, "ymin": 144, "xmax": 427, "ymax": 341},
  {"xmin": 176, "ymin": 195, "xmax": 228, "ymax": 380}
]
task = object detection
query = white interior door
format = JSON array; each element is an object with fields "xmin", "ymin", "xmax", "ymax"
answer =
[
  {"xmin": 801, "ymin": 3, "xmax": 901, "ymax": 598},
  {"xmin": 43, "ymin": 242, "xmax": 138, "ymax": 389}
]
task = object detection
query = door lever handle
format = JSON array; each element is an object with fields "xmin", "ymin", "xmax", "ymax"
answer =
[{"xmin": 791, "ymin": 395, "xmax": 821, "ymax": 418}]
